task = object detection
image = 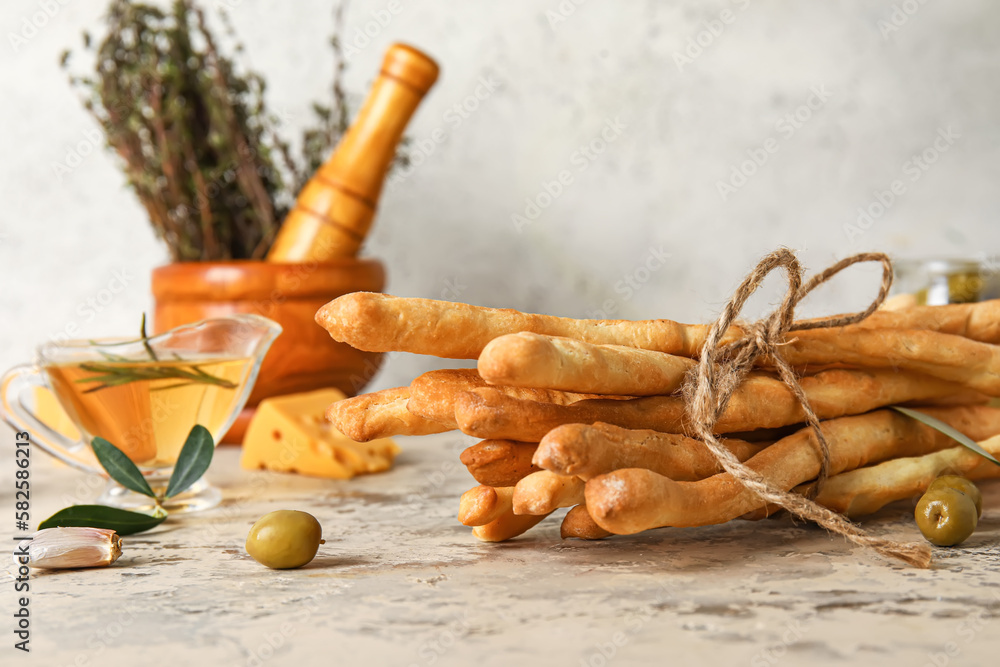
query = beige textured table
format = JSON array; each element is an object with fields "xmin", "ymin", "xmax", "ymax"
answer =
[{"xmin": 6, "ymin": 432, "xmax": 1000, "ymax": 666}]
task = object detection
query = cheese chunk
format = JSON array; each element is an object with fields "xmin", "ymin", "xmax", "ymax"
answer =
[{"xmin": 241, "ymin": 388, "xmax": 400, "ymax": 479}]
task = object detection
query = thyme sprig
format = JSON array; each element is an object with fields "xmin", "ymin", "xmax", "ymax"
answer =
[{"xmin": 59, "ymin": 0, "xmax": 408, "ymax": 262}]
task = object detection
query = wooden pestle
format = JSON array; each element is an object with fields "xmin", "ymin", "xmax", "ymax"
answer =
[{"xmin": 267, "ymin": 44, "xmax": 439, "ymax": 262}]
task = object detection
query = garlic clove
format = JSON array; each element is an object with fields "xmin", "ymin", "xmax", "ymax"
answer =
[{"xmin": 25, "ymin": 527, "xmax": 123, "ymax": 569}]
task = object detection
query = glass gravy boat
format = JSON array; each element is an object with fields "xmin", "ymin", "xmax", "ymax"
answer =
[{"xmin": 1, "ymin": 315, "xmax": 281, "ymax": 513}]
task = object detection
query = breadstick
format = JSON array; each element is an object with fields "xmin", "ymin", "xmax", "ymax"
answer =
[
  {"xmin": 326, "ymin": 387, "xmax": 449, "ymax": 442},
  {"xmin": 460, "ymin": 440, "xmax": 540, "ymax": 487},
  {"xmin": 775, "ymin": 328, "xmax": 1000, "ymax": 396},
  {"xmin": 471, "ymin": 508, "xmax": 550, "ymax": 542},
  {"xmin": 458, "ymin": 486, "xmax": 513, "ymax": 526},
  {"xmin": 535, "ymin": 422, "xmax": 766, "ymax": 480},
  {"xmin": 316, "ymin": 292, "xmax": 733, "ymax": 359},
  {"xmin": 478, "ymin": 332, "xmax": 694, "ymax": 395},
  {"xmin": 561, "ymin": 505, "xmax": 612, "ymax": 540},
  {"xmin": 512, "ymin": 471, "xmax": 585, "ymax": 515},
  {"xmin": 877, "ymin": 293, "xmax": 918, "ymax": 312},
  {"xmin": 454, "ymin": 369, "xmax": 965, "ymax": 441},
  {"xmin": 832, "ymin": 298, "xmax": 1000, "ymax": 344},
  {"xmin": 407, "ymin": 368, "xmax": 599, "ymax": 427},
  {"xmin": 315, "ymin": 293, "xmax": 1000, "ymax": 360},
  {"xmin": 479, "ymin": 329, "xmax": 1000, "ymax": 399},
  {"xmin": 585, "ymin": 405, "xmax": 1000, "ymax": 534},
  {"xmin": 905, "ymin": 388, "xmax": 991, "ymax": 407},
  {"xmin": 814, "ymin": 435, "xmax": 1000, "ymax": 518}
]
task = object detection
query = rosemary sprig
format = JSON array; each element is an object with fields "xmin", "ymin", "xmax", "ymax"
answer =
[
  {"xmin": 76, "ymin": 362, "xmax": 237, "ymax": 394},
  {"xmin": 75, "ymin": 314, "xmax": 236, "ymax": 393},
  {"xmin": 140, "ymin": 312, "xmax": 158, "ymax": 361}
]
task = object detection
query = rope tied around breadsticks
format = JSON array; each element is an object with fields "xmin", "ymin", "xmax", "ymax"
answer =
[{"xmin": 682, "ymin": 248, "xmax": 933, "ymax": 568}]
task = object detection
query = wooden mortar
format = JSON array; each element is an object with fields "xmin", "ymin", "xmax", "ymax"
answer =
[{"xmin": 151, "ymin": 258, "xmax": 385, "ymax": 442}]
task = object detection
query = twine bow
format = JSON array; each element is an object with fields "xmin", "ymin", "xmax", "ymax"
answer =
[{"xmin": 683, "ymin": 248, "xmax": 933, "ymax": 568}]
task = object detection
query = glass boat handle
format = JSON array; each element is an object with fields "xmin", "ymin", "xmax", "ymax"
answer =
[{"xmin": 0, "ymin": 364, "xmax": 104, "ymax": 476}]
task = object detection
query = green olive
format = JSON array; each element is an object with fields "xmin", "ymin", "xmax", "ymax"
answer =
[
  {"xmin": 927, "ymin": 475, "xmax": 982, "ymax": 518},
  {"xmin": 914, "ymin": 488, "xmax": 978, "ymax": 547},
  {"xmin": 246, "ymin": 510, "xmax": 324, "ymax": 569}
]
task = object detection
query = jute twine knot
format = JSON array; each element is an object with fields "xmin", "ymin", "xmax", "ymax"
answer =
[{"xmin": 682, "ymin": 248, "xmax": 933, "ymax": 568}]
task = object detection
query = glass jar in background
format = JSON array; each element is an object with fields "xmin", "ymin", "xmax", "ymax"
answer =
[{"xmin": 891, "ymin": 258, "xmax": 1000, "ymax": 306}]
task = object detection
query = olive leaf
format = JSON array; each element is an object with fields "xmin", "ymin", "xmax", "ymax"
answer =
[
  {"xmin": 165, "ymin": 425, "xmax": 215, "ymax": 499},
  {"xmin": 39, "ymin": 426, "xmax": 216, "ymax": 538},
  {"xmin": 92, "ymin": 437, "xmax": 157, "ymax": 498},
  {"xmin": 39, "ymin": 505, "xmax": 166, "ymax": 536},
  {"xmin": 892, "ymin": 406, "xmax": 1000, "ymax": 467}
]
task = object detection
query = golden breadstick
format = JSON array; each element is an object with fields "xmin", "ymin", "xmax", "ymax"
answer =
[
  {"xmin": 535, "ymin": 422, "xmax": 766, "ymax": 481},
  {"xmin": 775, "ymin": 328, "xmax": 1000, "ymax": 396},
  {"xmin": 814, "ymin": 435, "xmax": 1000, "ymax": 518},
  {"xmin": 905, "ymin": 388, "xmax": 991, "ymax": 407},
  {"xmin": 586, "ymin": 406, "xmax": 1000, "ymax": 534},
  {"xmin": 481, "ymin": 328, "xmax": 1000, "ymax": 399},
  {"xmin": 407, "ymin": 368, "xmax": 598, "ymax": 427},
  {"xmin": 561, "ymin": 505, "xmax": 612, "ymax": 540},
  {"xmin": 315, "ymin": 293, "xmax": 1000, "ymax": 360},
  {"xmin": 471, "ymin": 508, "xmax": 550, "ymax": 542},
  {"xmin": 460, "ymin": 440, "xmax": 540, "ymax": 487},
  {"xmin": 316, "ymin": 292, "xmax": 733, "ymax": 359},
  {"xmin": 478, "ymin": 332, "xmax": 694, "ymax": 395},
  {"xmin": 326, "ymin": 386, "xmax": 449, "ymax": 442},
  {"xmin": 458, "ymin": 486, "xmax": 513, "ymax": 526},
  {"xmin": 741, "ymin": 399, "xmax": 997, "ymax": 521},
  {"xmin": 454, "ymin": 369, "xmax": 964, "ymax": 441},
  {"xmin": 836, "ymin": 298, "xmax": 1000, "ymax": 343},
  {"xmin": 725, "ymin": 426, "xmax": 797, "ymax": 442},
  {"xmin": 512, "ymin": 471, "xmax": 585, "ymax": 515},
  {"xmin": 877, "ymin": 293, "xmax": 919, "ymax": 312}
]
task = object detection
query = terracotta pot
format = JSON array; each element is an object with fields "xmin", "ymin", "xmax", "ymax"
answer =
[{"xmin": 151, "ymin": 259, "xmax": 385, "ymax": 442}]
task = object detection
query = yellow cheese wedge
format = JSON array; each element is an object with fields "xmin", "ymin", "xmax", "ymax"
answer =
[{"xmin": 241, "ymin": 388, "xmax": 400, "ymax": 479}]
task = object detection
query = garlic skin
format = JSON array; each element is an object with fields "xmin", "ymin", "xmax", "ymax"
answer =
[{"xmin": 27, "ymin": 528, "xmax": 123, "ymax": 569}]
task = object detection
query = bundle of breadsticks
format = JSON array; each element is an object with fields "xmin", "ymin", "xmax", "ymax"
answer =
[{"xmin": 316, "ymin": 250, "xmax": 1000, "ymax": 567}]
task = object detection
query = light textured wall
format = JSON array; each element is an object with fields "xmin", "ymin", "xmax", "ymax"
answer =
[{"xmin": 2, "ymin": 0, "xmax": 999, "ymax": 392}]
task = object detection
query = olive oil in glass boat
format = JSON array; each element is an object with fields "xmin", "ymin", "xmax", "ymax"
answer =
[{"xmin": 1, "ymin": 315, "xmax": 281, "ymax": 512}]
